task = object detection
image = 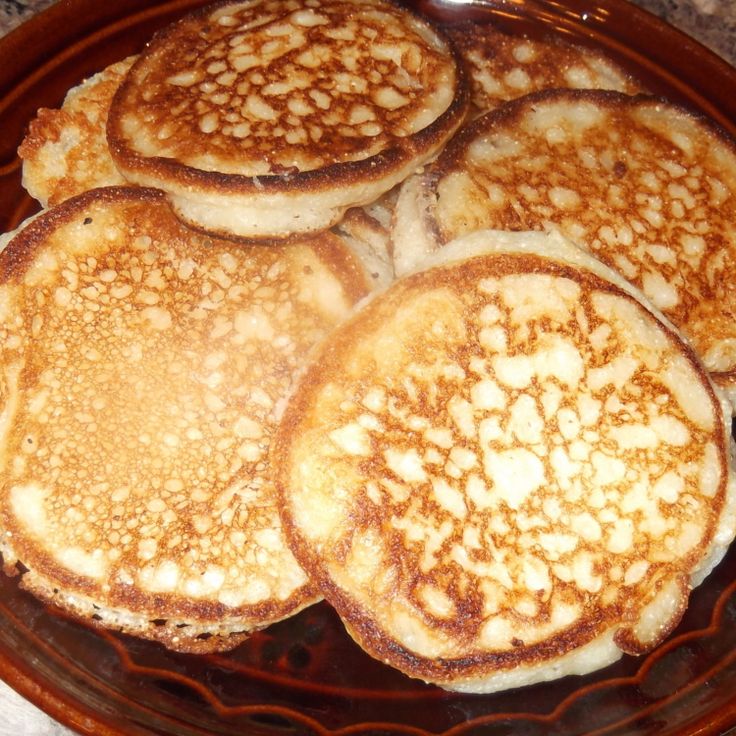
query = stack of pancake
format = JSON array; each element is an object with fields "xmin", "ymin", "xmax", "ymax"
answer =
[{"xmin": 3, "ymin": 0, "xmax": 736, "ymax": 693}]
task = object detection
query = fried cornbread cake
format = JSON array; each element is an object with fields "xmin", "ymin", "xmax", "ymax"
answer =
[
  {"xmin": 106, "ymin": 0, "xmax": 469, "ymax": 239},
  {"xmin": 446, "ymin": 22, "xmax": 642, "ymax": 115},
  {"xmin": 391, "ymin": 89, "xmax": 736, "ymax": 397},
  {"xmin": 17, "ymin": 55, "xmax": 395, "ymax": 287},
  {"xmin": 274, "ymin": 229, "xmax": 736, "ymax": 693},
  {"xmin": 0, "ymin": 186, "xmax": 374, "ymax": 652},
  {"xmin": 389, "ymin": 27, "xmax": 643, "ymax": 274},
  {"xmin": 19, "ymin": 57, "xmax": 134, "ymax": 208}
]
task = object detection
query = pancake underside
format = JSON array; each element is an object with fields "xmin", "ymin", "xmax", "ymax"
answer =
[{"xmin": 421, "ymin": 90, "xmax": 736, "ymax": 382}]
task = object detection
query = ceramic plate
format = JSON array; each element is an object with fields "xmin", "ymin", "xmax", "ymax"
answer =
[{"xmin": 1, "ymin": 1, "xmax": 736, "ymax": 734}]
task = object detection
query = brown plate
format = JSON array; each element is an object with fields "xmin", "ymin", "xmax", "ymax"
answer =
[{"xmin": 2, "ymin": 1, "xmax": 736, "ymax": 734}]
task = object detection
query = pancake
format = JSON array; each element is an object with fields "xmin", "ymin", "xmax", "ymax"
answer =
[
  {"xmin": 18, "ymin": 53, "xmax": 396, "ymax": 289},
  {"xmin": 446, "ymin": 22, "xmax": 643, "ymax": 115},
  {"xmin": 273, "ymin": 229, "xmax": 736, "ymax": 693},
  {"xmin": 389, "ymin": 22, "xmax": 643, "ymax": 273},
  {"xmin": 106, "ymin": 0, "xmax": 469, "ymax": 239},
  {"xmin": 19, "ymin": 57, "xmax": 134, "ymax": 208},
  {"xmin": 0, "ymin": 186, "xmax": 373, "ymax": 652},
  {"xmin": 390, "ymin": 89, "xmax": 736, "ymax": 398}
]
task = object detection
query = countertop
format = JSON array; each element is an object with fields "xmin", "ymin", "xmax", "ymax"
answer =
[{"xmin": 0, "ymin": 0, "xmax": 735, "ymax": 735}]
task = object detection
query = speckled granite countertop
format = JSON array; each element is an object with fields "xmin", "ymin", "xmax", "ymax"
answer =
[
  {"xmin": 0, "ymin": 0, "xmax": 735, "ymax": 735},
  {"xmin": 634, "ymin": 0, "xmax": 736, "ymax": 65},
  {"xmin": 0, "ymin": 0, "xmax": 55, "ymax": 36}
]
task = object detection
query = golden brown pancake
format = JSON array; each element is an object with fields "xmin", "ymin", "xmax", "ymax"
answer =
[
  {"xmin": 446, "ymin": 22, "xmax": 642, "ymax": 115},
  {"xmin": 17, "ymin": 53, "xmax": 396, "ymax": 291},
  {"xmin": 19, "ymin": 57, "xmax": 134, "ymax": 207},
  {"xmin": 391, "ymin": 89, "xmax": 736, "ymax": 398},
  {"xmin": 106, "ymin": 0, "xmax": 469, "ymax": 239},
  {"xmin": 274, "ymin": 229, "xmax": 736, "ymax": 692},
  {"xmin": 0, "ymin": 186, "xmax": 372, "ymax": 652}
]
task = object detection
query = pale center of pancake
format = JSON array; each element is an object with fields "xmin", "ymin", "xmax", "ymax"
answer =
[
  {"xmin": 288, "ymin": 259, "xmax": 725, "ymax": 660},
  {"xmin": 433, "ymin": 98, "xmax": 736, "ymax": 372},
  {"xmin": 0, "ymin": 197, "xmax": 357, "ymax": 613},
  {"xmin": 116, "ymin": 0, "xmax": 457, "ymax": 175}
]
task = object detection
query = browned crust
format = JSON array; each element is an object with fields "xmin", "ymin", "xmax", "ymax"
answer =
[
  {"xmin": 415, "ymin": 87, "xmax": 736, "ymax": 383},
  {"xmin": 0, "ymin": 185, "xmax": 373, "ymax": 649},
  {"xmin": 0, "ymin": 187, "xmax": 163, "ymax": 280},
  {"xmin": 612, "ymin": 573, "xmax": 690, "ymax": 656},
  {"xmin": 429, "ymin": 88, "xmax": 736, "ymax": 227},
  {"xmin": 106, "ymin": 0, "xmax": 470, "ymax": 197},
  {"xmin": 18, "ymin": 107, "xmax": 63, "ymax": 158},
  {"xmin": 17, "ymin": 57, "xmax": 133, "ymax": 207},
  {"xmin": 430, "ymin": 89, "xmax": 645, "ymax": 179},
  {"xmin": 273, "ymin": 250, "xmax": 729, "ymax": 683},
  {"xmin": 445, "ymin": 21, "xmax": 644, "ymax": 114},
  {"xmin": 2, "ymin": 542, "xmax": 315, "ymax": 630},
  {"xmin": 13, "ymin": 563, "xmax": 312, "ymax": 653}
]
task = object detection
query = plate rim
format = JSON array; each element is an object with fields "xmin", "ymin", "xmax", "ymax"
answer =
[{"xmin": 1, "ymin": 1, "xmax": 736, "ymax": 734}]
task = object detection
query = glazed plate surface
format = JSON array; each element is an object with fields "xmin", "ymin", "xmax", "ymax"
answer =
[{"xmin": 1, "ymin": 1, "xmax": 736, "ymax": 734}]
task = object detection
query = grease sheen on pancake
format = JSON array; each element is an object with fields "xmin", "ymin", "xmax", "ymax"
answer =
[
  {"xmin": 106, "ymin": 0, "xmax": 469, "ymax": 239},
  {"xmin": 0, "ymin": 186, "xmax": 371, "ymax": 652},
  {"xmin": 274, "ymin": 229, "xmax": 736, "ymax": 692}
]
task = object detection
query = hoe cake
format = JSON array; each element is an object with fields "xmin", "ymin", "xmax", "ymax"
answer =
[
  {"xmin": 274, "ymin": 229, "xmax": 736, "ymax": 693},
  {"xmin": 446, "ymin": 22, "xmax": 642, "ymax": 115},
  {"xmin": 105, "ymin": 0, "xmax": 469, "ymax": 239},
  {"xmin": 19, "ymin": 54, "xmax": 394, "ymax": 283},
  {"xmin": 391, "ymin": 89, "xmax": 736, "ymax": 399},
  {"xmin": 19, "ymin": 57, "xmax": 134, "ymax": 208},
  {"xmin": 0, "ymin": 186, "xmax": 373, "ymax": 652}
]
